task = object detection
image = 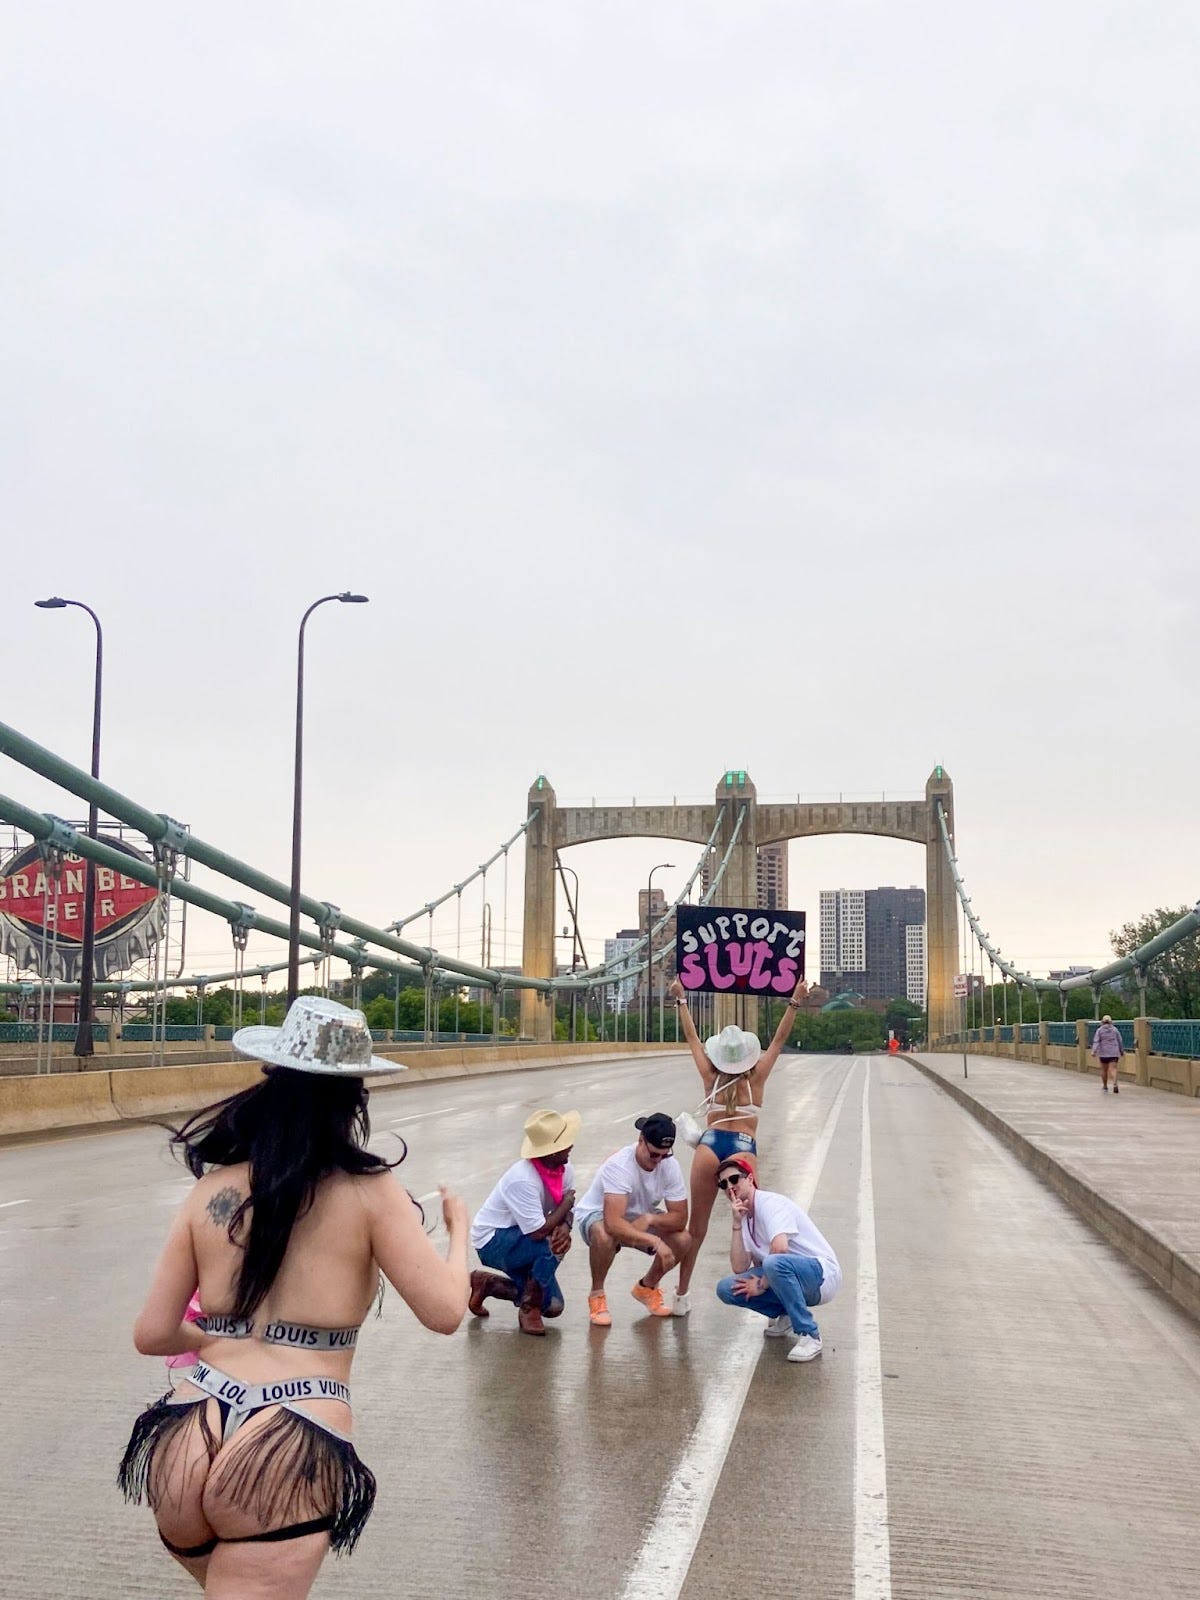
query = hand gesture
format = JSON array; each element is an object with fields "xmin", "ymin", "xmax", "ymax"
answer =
[
  {"xmin": 791, "ymin": 978, "xmax": 808, "ymax": 1004},
  {"xmin": 668, "ymin": 978, "xmax": 685, "ymax": 1001},
  {"xmin": 652, "ymin": 1236, "xmax": 675, "ymax": 1269},
  {"xmin": 439, "ymin": 1185, "xmax": 468, "ymax": 1234},
  {"xmin": 731, "ymin": 1273, "xmax": 766, "ymax": 1299},
  {"xmin": 730, "ymin": 1190, "xmax": 752, "ymax": 1222}
]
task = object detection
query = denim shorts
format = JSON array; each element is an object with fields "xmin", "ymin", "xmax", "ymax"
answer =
[
  {"xmin": 698, "ymin": 1128, "xmax": 757, "ymax": 1162},
  {"xmin": 577, "ymin": 1209, "xmax": 655, "ymax": 1253}
]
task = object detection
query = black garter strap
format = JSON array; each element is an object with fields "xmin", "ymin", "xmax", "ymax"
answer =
[{"xmin": 161, "ymin": 1515, "xmax": 335, "ymax": 1558}]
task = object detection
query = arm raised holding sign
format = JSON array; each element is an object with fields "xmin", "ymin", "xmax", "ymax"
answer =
[{"xmin": 666, "ymin": 976, "xmax": 807, "ymax": 1311}]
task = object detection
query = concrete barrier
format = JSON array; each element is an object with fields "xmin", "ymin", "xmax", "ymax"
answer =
[
  {"xmin": 0, "ymin": 1070, "xmax": 121, "ymax": 1137},
  {"xmin": 0, "ymin": 1042, "xmax": 681, "ymax": 1141},
  {"xmin": 110, "ymin": 1061, "xmax": 264, "ymax": 1123}
]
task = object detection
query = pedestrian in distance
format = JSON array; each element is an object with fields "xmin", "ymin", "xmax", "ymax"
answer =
[
  {"xmin": 467, "ymin": 1108, "xmax": 579, "ymax": 1335},
  {"xmin": 1091, "ymin": 1015, "xmax": 1125, "ymax": 1093},
  {"xmin": 575, "ymin": 1112, "xmax": 692, "ymax": 1326},
  {"xmin": 666, "ymin": 974, "xmax": 807, "ymax": 1316},
  {"xmin": 714, "ymin": 1156, "xmax": 841, "ymax": 1363},
  {"xmin": 118, "ymin": 996, "xmax": 469, "ymax": 1600}
]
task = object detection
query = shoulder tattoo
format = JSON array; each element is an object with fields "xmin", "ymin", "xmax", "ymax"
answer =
[{"xmin": 205, "ymin": 1185, "xmax": 243, "ymax": 1229}]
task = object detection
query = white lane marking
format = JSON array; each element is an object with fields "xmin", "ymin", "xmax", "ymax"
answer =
[
  {"xmin": 618, "ymin": 1059, "xmax": 859, "ymax": 1600},
  {"xmin": 854, "ymin": 1064, "xmax": 892, "ymax": 1600},
  {"xmin": 0, "ymin": 1199, "xmax": 30, "ymax": 1210},
  {"xmin": 386, "ymin": 1107, "xmax": 461, "ymax": 1126}
]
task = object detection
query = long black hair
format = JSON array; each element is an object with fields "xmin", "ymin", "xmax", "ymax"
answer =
[{"xmin": 172, "ymin": 1067, "xmax": 403, "ymax": 1321}]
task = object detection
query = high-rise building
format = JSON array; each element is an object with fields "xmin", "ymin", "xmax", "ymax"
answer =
[
  {"xmin": 700, "ymin": 843, "xmax": 789, "ymax": 909},
  {"xmin": 905, "ymin": 923, "xmax": 926, "ymax": 1008},
  {"xmin": 604, "ymin": 932, "xmax": 641, "ymax": 1010},
  {"xmin": 820, "ymin": 885, "xmax": 925, "ymax": 1002},
  {"xmin": 757, "ymin": 842, "xmax": 788, "ymax": 909},
  {"xmin": 820, "ymin": 889, "xmax": 866, "ymax": 992}
]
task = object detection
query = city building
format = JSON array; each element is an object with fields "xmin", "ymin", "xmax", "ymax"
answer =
[
  {"xmin": 905, "ymin": 924, "xmax": 926, "ymax": 1008},
  {"xmin": 700, "ymin": 843, "xmax": 789, "ymax": 910},
  {"xmin": 820, "ymin": 885, "xmax": 926, "ymax": 1003},
  {"xmin": 604, "ymin": 931, "xmax": 641, "ymax": 1012}
]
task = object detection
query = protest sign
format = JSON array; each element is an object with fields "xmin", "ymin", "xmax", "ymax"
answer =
[{"xmin": 675, "ymin": 905, "xmax": 806, "ymax": 996}]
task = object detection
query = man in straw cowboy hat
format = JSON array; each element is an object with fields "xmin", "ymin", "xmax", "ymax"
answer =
[{"xmin": 468, "ymin": 1108, "xmax": 580, "ymax": 1335}]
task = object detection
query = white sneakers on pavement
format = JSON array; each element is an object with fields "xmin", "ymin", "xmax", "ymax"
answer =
[
  {"xmin": 671, "ymin": 1291, "xmax": 691, "ymax": 1317},
  {"xmin": 787, "ymin": 1334, "xmax": 823, "ymax": 1362},
  {"xmin": 764, "ymin": 1314, "xmax": 793, "ymax": 1338}
]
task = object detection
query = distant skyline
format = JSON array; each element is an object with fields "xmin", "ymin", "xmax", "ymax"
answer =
[{"xmin": 4, "ymin": 4, "xmax": 1197, "ymax": 1001}]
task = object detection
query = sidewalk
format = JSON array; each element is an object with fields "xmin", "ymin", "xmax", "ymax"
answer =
[{"xmin": 906, "ymin": 1051, "xmax": 1200, "ymax": 1325}]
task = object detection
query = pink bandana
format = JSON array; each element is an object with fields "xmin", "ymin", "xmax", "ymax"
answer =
[{"xmin": 531, "ymin": 1157, "xmax": 566, "ymax": 1205}]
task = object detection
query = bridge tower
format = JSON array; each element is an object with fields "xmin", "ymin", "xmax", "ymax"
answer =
[
  {"xmin": 519, "ymin": 768, "xmax": 959, "ymax": 1044},
  {"xmin": 924, "ymin": 765, "xmax": 958, "ymax": 1042}
]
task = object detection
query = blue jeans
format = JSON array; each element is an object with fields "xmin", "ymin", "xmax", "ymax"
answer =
[
  {"xmin": 716, "ymin": 1253, "xmax": 824, "ymax": 1338},
  {"xmin": 477, "ymin": 1225, "xmax": 564, "ymax": 1310}
]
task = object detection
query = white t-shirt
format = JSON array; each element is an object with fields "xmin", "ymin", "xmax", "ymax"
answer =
[
  {"xmin": 470, "ymin": 1158, "xmax": 576, "ymax": 1250},
  {"xmin": 740, "ymin": 1188, "xmax": 841, "ymax": 1302},
  {"xmin": 577, "ymin": 1144, "xmax": 688, "ymax": 1223}
]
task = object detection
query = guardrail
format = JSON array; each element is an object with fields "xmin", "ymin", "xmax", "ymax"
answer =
[{"xmin": 934, "ymin": 1017, "xmax": 1200, "ymax": 1096}]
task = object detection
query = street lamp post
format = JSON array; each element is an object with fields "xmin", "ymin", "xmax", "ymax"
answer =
[
  {"xmin": 35, "ymin": 597, "xmax": 102, "ymax": 1059},
  {"xmin": 287, "ymin": 592, "xmax": 369, "ymax": 1004},
  {"xmin": 645, "ymin": 862, "xmax": 674, "ymax": 1043},
  {"xmin": 560, "ymin": 863, "xmax": 580, "ymax": 1041}
]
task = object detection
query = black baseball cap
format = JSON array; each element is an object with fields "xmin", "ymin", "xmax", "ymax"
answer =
[{"xmin": 635, "ymin": 1113, "xmax": 676, "ymax": 1147}]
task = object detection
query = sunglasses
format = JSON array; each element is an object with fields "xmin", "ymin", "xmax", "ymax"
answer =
[
  {"xmin": 717, "ymin": 1173, "xmax": 748, "ymax": 1191},
  {"xmin": 646, "ymin": 1143, "xmax": 674, "ymax": 1157}
]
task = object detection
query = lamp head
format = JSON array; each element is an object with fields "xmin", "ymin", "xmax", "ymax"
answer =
[
  {"xmin": 338, "ymin": 592, "xmax": 369, "ymax": 604},
  {"xmin": 35, "ymin": 596, "xmax": 68, "ymax": 609}
]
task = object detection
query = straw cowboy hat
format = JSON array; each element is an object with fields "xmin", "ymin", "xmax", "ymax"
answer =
[
  {"xmin": 521, "ymin": 1107, "xmax": 582, "ymax": 1160},
  {"xmin": 233, "ymin": 995, "xmax": 407, "ymax": 1077},
  {"xmin": 704, "ymin": 1024, "xmax": 762, "ymax": 1076}
]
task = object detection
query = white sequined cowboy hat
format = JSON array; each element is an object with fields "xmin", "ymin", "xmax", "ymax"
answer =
[
  {"xmin": 233, "ymin": 995, "xmax": 407, "ymax": 1076},
  {"xmin": 704, "ymin": 1024, "xmax": 762, "ymax": 1076}
]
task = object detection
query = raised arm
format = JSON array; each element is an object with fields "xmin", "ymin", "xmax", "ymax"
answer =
[
  {"xmin": 757, "ymin": 979, "xmax": 807, "ymax": 1077},
  {"xmin": 133, "ymin": 1204, "xmax": 205, "ymax": 1356},
  {"xmin": 668, "ymin": 978, "xmax": 713, "ymax": 1078},
  {"xmin": 366, "ymin": 1176, "xmax": 469, "ymax": 1336}
]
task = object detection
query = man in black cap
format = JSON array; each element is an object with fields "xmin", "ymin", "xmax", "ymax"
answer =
[{"xmin": 574, "ymin": 1113, "xmax": 692, "ymax": 1325}]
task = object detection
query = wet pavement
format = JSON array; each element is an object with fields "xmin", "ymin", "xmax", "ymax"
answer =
[{"xmin": 3, "ymin": 1050, "xmax": 1200, "ymax": 1598}]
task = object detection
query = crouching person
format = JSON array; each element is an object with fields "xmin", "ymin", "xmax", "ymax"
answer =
[
  {"xmin": 714, "ymin": 1156, "xmax": 841, "ymax": 1363},
  {"xmin": 468, "ymin": 1109, "xmax": 579, "ymax": 1336},
  {"xmin": 576, "ymin": 1113, "xmax": 691, "ymax": 1325}
]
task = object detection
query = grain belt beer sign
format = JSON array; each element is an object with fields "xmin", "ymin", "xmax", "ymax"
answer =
[
  {"xmin": 675, "ymin": 904, "xmax": 805, "ymax": 996},
  {"xmin": 0, "ymin": 837, "xmax": 160, "ymax": 982}
]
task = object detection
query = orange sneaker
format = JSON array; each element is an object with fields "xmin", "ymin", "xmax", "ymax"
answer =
[
  {"xmin": 631, "ymin": 1281, "xmax": 672, "ymax": 1317},
  {"xmin": 588, "ymin": 1293, "xmax": 612, "ymax": 1327}
]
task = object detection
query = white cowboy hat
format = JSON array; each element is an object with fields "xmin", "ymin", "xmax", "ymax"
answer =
[
  {"xmin": 233, "ymin": 995, "xmax": 407, "ymax": 1077},
  {"xmin": 521, "ymin": 1107, "xmax": 582, "ymax": 1160},
  {"xmin": 704, "ymin": 1024, "xmax": 762, "ymax": 1076}
]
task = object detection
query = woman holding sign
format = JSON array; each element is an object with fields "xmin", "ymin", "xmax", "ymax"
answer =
[{"xmin": 665, "ymin": 975, "xmax": 806, "ymax": 1313}]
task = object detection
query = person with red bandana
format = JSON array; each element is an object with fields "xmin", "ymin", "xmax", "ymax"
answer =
[{"xmin": 467, "ymin": 1109, "xmax": 579, "ymax": 1336}]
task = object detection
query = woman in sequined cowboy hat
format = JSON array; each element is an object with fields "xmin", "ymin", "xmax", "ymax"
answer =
[
  {"xmin": 665, "ymin": 975, "xmax": 806, "ymax": 1315},
  {"xmin": 119, "ymin": 996, "xmax": 469, "ymax": 1598}
]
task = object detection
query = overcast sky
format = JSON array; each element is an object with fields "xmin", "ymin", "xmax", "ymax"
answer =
[{"xmin": 3, "ymin": 3, "xmax": 1197, "ymax": 994}]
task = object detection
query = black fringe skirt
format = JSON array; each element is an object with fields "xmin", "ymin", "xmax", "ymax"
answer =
[{"xmin": 118, "ymin": 1394, "xmax": 377, "ymax": 1556}]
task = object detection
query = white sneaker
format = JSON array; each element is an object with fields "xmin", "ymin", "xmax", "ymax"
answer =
[
  {"xmin": 671, "ymin": 1292, "xmax": 691, "ymax": 1317},
  {"xmin": 787, "ymin": 1334, "xmax": 823, "ymax": 1362},
  {"xmin": 764, "ymin": 1314, "xmax": 793, "ymax": 1338}
]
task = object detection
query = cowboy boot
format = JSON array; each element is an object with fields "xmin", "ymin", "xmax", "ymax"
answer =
[
  {"xmin": 517, "ymin": 1279, "xmax": 546, "ymax": 1336},
  {"xmin": 469, "ymin": 1270, "xmax": 518, "ymax": 1318}
]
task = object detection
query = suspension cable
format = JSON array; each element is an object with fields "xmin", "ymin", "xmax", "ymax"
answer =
[{"xmin": 389, "ymin": 813, "xmax": 538, "ymax": 932}]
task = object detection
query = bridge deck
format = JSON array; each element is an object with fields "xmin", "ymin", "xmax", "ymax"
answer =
[{"xmin": 2, "ymin": 1051, "xmax": 1199, "ymax": 1598}]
